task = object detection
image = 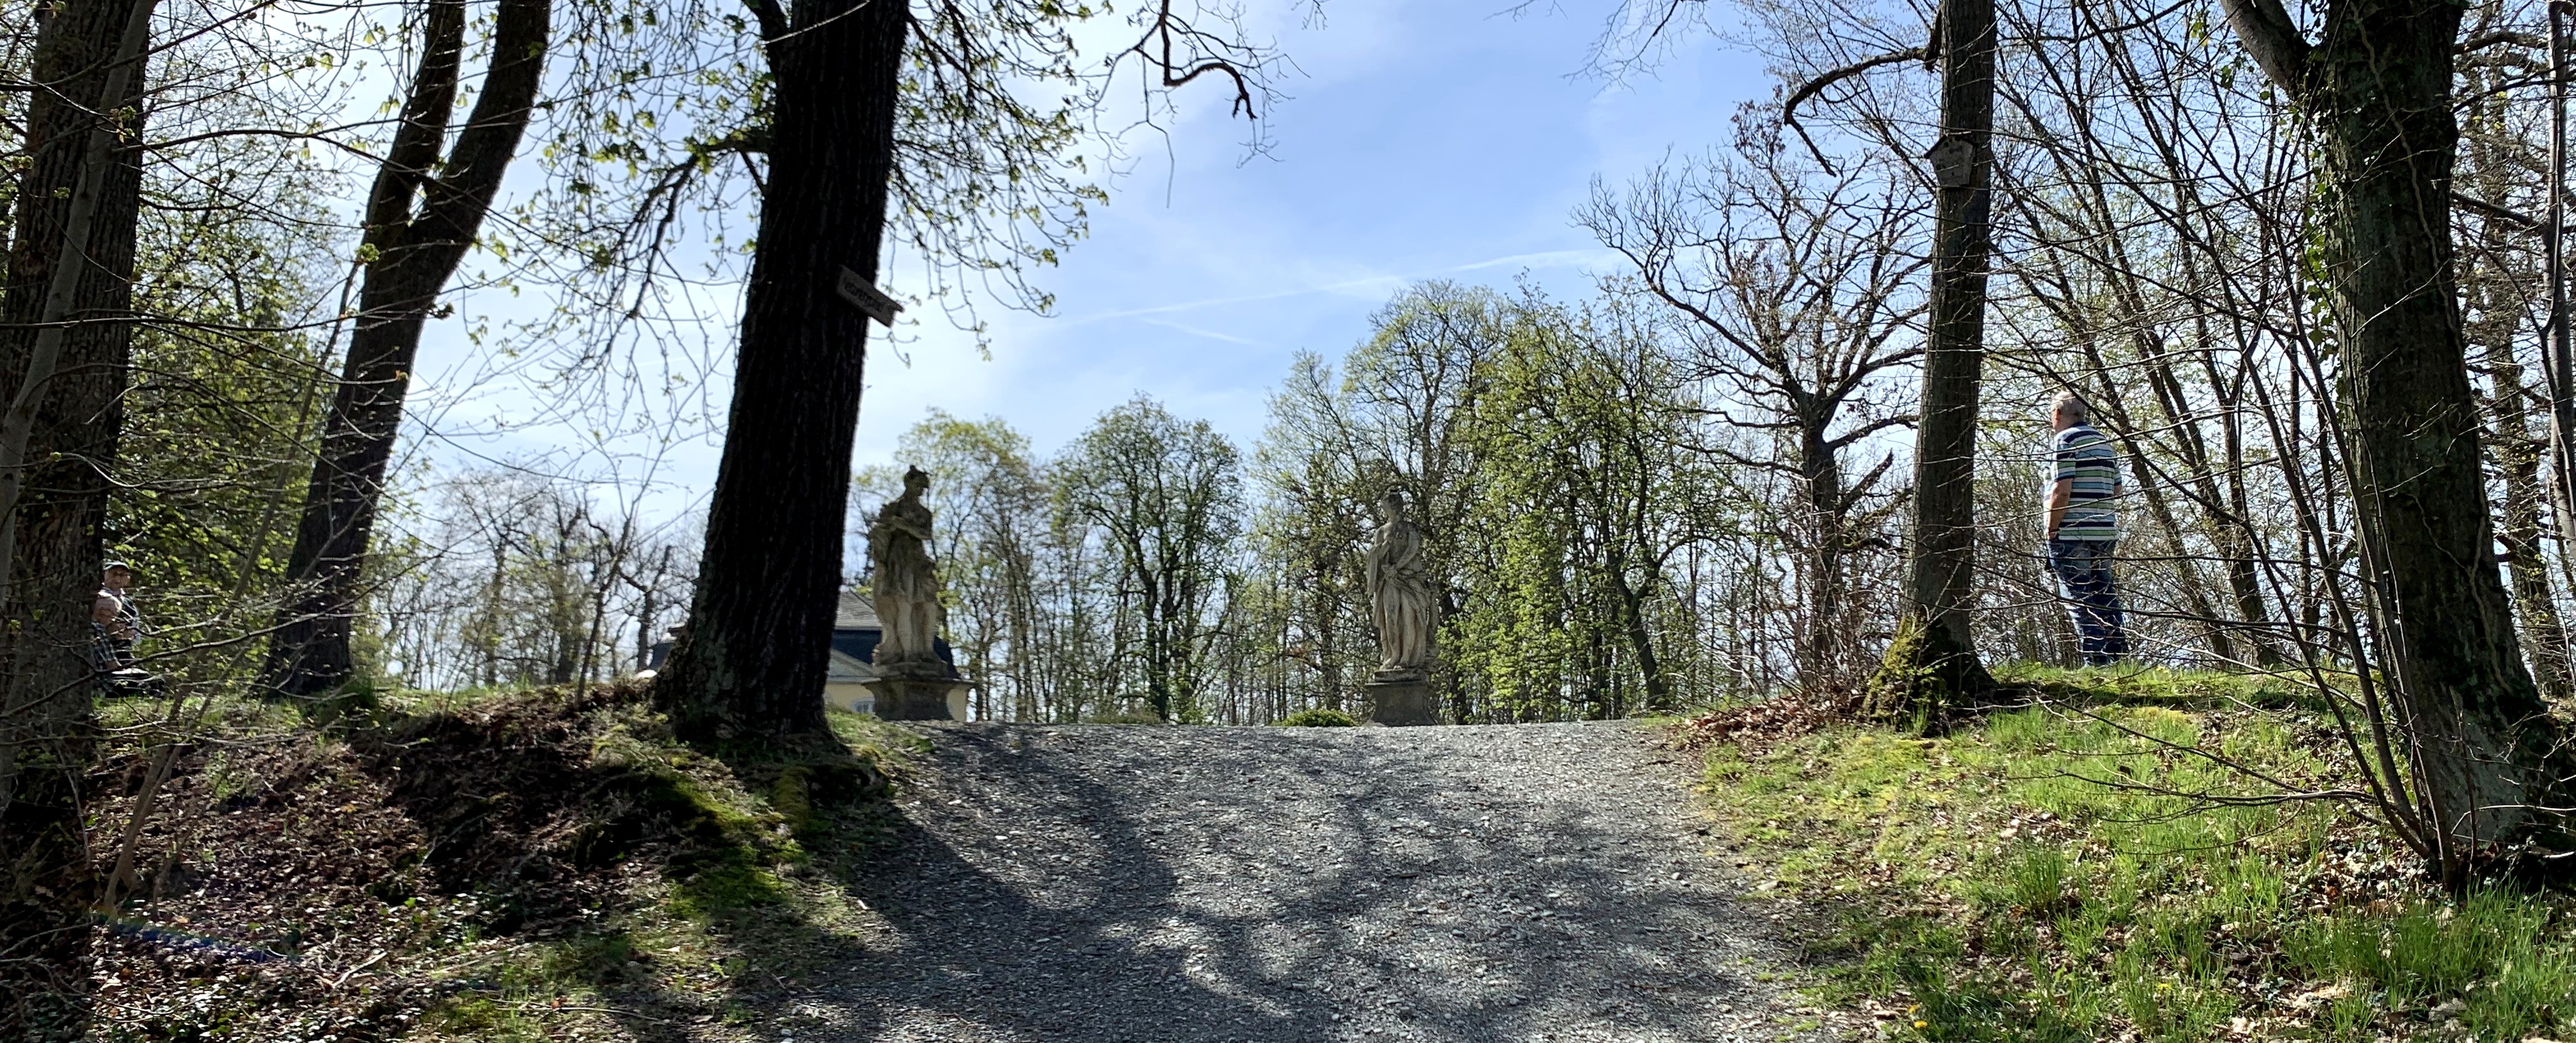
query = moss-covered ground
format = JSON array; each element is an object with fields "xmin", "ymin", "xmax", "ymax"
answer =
[{"xmin": 1690, "ymin": 666, "xmax": 2576, "ymax": 1042}]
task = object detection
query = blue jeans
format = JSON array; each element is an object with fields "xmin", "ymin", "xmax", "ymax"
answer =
[{"xmin": 2049, "ymin": 537, "xmax": 2128, "ymax": 666}]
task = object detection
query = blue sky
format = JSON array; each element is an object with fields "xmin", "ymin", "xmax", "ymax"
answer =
[
  {"xmin": 399, "ymin": 0, "xmax": 1777, "ymax": 529},
  {"xmin": 850, "ymin": 1, "xmax": 1772, "ymax": 468}
]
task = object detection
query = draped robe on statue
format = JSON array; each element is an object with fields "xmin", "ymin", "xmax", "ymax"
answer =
[
  {"xmin": 1367, "ymin": 498, "xmax": 1435, "ymax": 680},
  {"xmin": 868, "ymin": 472, "xmax": 944, "ymax": 674}
]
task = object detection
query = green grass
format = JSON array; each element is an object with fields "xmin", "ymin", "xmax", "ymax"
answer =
[
  {"xmin": 829, "ymin": 704, "xmax": 933, "ymax": 763},
  {"xmin": 1276, "ymin": 707, "xmax": 1359, "ymax": 727},
  {"xmin": 82, "ymin": 680, "xmax": 921, "ymax": 1042},
  {"xmin": 1993, "ymin": 662, "xmax": 2322, "ymax": 710},
  {"xmin": 384, "ymin": 694, "xmax": 915, "ymax": 1038},
  {"xmin": 1695, "ymin": 670, "xmax": 2576, "ymax": 1042}
]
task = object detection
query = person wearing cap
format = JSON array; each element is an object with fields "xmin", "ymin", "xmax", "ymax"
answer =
[
  {"xmin": 94, "ymin": 559, "xmax": 142, "ymax": 670},
  {"xmin": 2046, "ymin": 392, "xmax": 2129, "ymax": 666}
]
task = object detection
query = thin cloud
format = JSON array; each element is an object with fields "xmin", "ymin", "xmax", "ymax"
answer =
[
  {"xmin": 1060, "ymin": 247, "xmax": 1619, "ymax": 326},
  {"xmin": 1139, "ymin": 317, "xmax": 1263, "ymax": 346}
]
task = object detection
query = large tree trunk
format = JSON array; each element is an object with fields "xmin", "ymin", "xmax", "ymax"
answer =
[
  {"xmin": 259, "ymin": 0, "xmax": 551, "ymax": 699},
  {"xmin": 1864, "ymin": 0, "xmax": 1997, "ymax": 729},
  {"xmin": 1797, "ymin": 418, "xmax": 1844, "ymax": 692},
  {"xmin": 2225, "ymin": 0, "xmax": 2576, "ymax": 865},
  {"xmin": 653, "ymin": 0, "xmax": 906, "ymax": 739},
  {"xmin": 0, "ymin": 0, "xmax": 154, "ymax": 1031}
]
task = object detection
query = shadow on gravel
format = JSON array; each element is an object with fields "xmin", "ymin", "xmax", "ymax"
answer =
[
  {"xmin": 815, "ymin": 726, "xmax": 1324, "ymax": 1042},
  {"xmin": 802, "ymin": 724, "xmax": 1775, "ymax": 1043}
]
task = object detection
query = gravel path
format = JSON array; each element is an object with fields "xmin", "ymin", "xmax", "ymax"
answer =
[{"xmin": 800, "ymin": 721, "xmax": 1843, "ymax": 1042}]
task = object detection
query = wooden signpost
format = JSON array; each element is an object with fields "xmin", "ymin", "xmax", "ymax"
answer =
[{"xmin": 836, "ymin": 266, "xmax": 904, "ymax": 326}]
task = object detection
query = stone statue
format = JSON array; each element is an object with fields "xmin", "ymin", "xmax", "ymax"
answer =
[
  {"xmin": 1365, "ymin": 491, "xmax": 1436, "ymax": 681},
  {"xmin": 867, "ymin": 466, "xmax": 946, "ymax": 675}
]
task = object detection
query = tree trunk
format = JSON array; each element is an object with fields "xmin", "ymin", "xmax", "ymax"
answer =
[
  {"xmin": 2225, "ymin": 0, "xmax": 2576, "ymax": 864},
  {"xmin": 1606, "ymin": 558, "xmax": 1671, "ymax": 712},
  {"xmin": 654, "ymin": 0, "xmax": 906, "ymax": 739},
  {"xmin": 2461, "ymin": 56, "xmax": 2574, "ymax": 708},
  {"xmin": 1314, "ymin": 547, "xmax": 1342, "ymax": 712},
  {"xmin": 2325, "ymin": 1, "xmax": 2576, "ymax": 862},
  {"xmin": 2201, "ymin": 346, "xmax": 2284, "ymax": 667},
  {"xmin": 1797, "ymin": 417, "xmax": 1846, "ymax": 692},
  {"xmin": 0, "ymin": 0, "xmax": 154, "ymax": 1030},
  {"xmin": 2487, "ymin": 350, "xmax": 2571, "ymax": 708},
  {"xmin": 260, "ymin": 0, "xmax": 551, "ymax": 698},
  {"xmin": 1865, "ymin": 0, "xmax": 1997, "ymax": 729}
]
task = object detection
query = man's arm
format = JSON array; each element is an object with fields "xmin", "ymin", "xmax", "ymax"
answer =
[{"xmin": 2048, "ymin": 476, "xmax": 2071, "ymax": 538}]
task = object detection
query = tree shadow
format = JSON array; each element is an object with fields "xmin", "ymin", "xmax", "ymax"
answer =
[
  {"xmin": 73, "ymin": 688, "xmax": 1804, "ymax": 1042},
  {"xmin": 695, "ymin": 722, "xmax": 1801, "ymax": 1042}
]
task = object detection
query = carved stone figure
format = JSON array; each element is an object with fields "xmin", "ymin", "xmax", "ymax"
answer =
[
  {"xmin": 1366, "ymin": 491, "xmax": 1436, "ymax": 681},
  {"xmin": 868, "ymin": 466, "xmax": 946, "ymax": 676}
]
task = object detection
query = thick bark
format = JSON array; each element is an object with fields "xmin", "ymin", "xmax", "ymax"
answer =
[
  {"xmin": 0, "ymin": 0, "xmax": 154, "ymax": 1031},
  {"xmin": 2225, "ymin": 0, "xmax": 2576, "ymax": 860},
  {"xmin": 1866, "ymin": 0, "xmax": 1997, "ymax": 726},
  {"xmin": 654, "ymin": 0, "xmax": 906, "ymax": 738},
  {"xmin": 259, "ymin": 0, "xmax": 551, "ymax": 697}
]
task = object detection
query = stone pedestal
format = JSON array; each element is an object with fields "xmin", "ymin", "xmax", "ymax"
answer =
[
  {"xmin": 1365, "ymin": 674, "xmax": 1441, "ymax": 726},
  {"xmin": 865, "ymin": 674, "xmax": 970, "ymax": 721}
]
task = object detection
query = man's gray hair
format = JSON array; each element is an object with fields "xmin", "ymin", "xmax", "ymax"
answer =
[{"xmin": 2051, "ymin": 390, "xmax": 2090, "ymax": 425}]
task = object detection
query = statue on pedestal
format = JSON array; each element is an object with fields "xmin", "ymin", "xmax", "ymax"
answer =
[
  {"xmin": 868, "ymin": 467, "xmax": 945, "ymax": 674},
  {"xmin": 1364, "ymin": 491, "xmax": 1439, "ymax": 724},
  {"xmin": 863, "ymin": 467, "xmax": 965, "ymax": 719}
]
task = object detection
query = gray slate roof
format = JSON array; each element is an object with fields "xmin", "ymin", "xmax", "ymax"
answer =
[{"xmin": 836, "ymin": 589, "xmax": 881, "ymax": 630}]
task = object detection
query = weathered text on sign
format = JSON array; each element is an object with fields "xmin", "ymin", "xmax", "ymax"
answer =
[{"xmin": 837, "ymin": 266, "xmax": 904, "ymax": 326}]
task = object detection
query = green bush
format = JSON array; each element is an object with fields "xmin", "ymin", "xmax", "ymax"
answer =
[{"xmin": 1276, "ymin": 708, "xmax": 1359, "ymax": 727}]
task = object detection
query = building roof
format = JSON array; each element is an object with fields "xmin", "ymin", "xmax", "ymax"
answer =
[
  {"xmin": 836, "ymin": 589, "xmax": 881, "ymax": 629},
  {"xmin": 825, "ymin": 645, "xmax": 877, "ymax": 683},
  {"xmin": 646, "ymin": 589, "xmax": 954, "ymax": 681},
  {"xmin": 831, "ymin": 589, "xmax": 960, "ymax": 679}
]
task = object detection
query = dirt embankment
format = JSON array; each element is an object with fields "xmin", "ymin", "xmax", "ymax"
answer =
[{"xmin": 51, "ymin": 682, "xmax": 884, "ymax": 1043}]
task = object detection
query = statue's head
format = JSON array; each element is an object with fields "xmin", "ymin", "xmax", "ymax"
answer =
[
  {"xmin": 902, "ymin": 466, "xmax": 931, "ymax": 496},
  {"xmin": 1377, "ymin": 491, "xmax": 1406, "ymax": 523}
]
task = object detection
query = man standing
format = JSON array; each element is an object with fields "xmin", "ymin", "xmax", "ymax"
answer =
[{"xmin": 2046, "ymin": 393, "xmax": 2129, "ymax": 666}]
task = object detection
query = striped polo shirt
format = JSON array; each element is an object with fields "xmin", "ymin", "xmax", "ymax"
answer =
[{"xmin": 2052, "ymin": 423, "xmax": 2120, "ymax": 538}]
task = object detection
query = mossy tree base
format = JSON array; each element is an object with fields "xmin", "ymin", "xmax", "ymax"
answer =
[{"xmin": 1862, "ymin": 613, "xmax": 1998, "ymax": 735}]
